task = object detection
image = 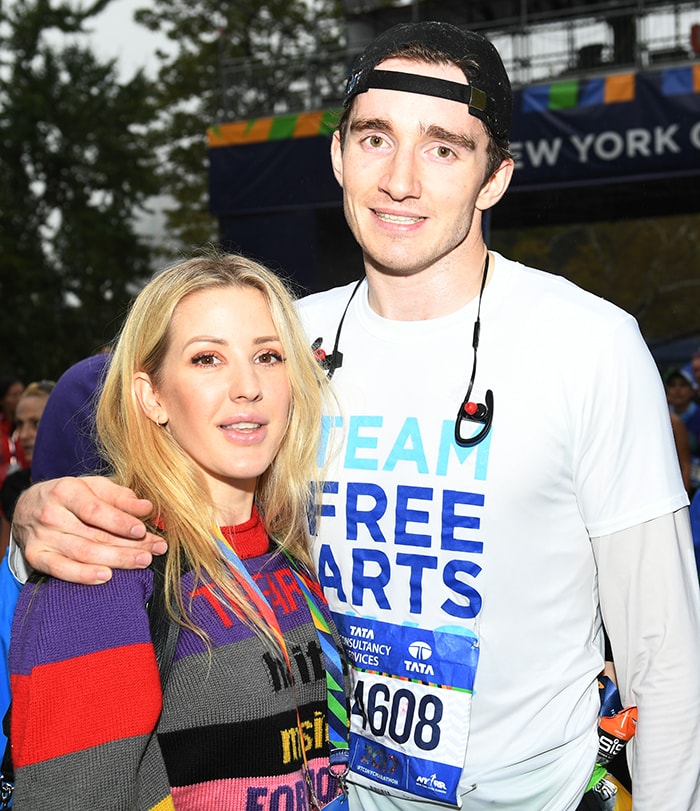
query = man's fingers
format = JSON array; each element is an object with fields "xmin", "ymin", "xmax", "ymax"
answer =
[
  {"xmin": 32, "ymin": 549, "xmax": 117, "ymax": 586},
  {"xmin": 66, "ymin": 531, "xmax": 167, "ymax": 565},
  {"xmin": 35, "ymin": 549, "xmax": 115, "ymax": 585},
  {"xmin": 13, "ymin": 476, "xmax": 167, "ymax": 582},
  {"xmin": 52, "ymin": 476, "xmax": 153, "ymax": 540},
  {"xmin": 31, "ymin": 532, "xmax": 167, "ymax": 584}
]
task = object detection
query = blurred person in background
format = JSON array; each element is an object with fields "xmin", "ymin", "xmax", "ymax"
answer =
[
  {"xmin": 690, "ymin": 350, "xmax": 700, "ymax": 404},
  {"xmin": 665, "ymin": 367, "xmax": 700, "ymax": 495},
  {"xmin": 0, "ymin": 377, "xmax": 26, "ymax": 489},
  {"xmin": 0, "ymin": 381, "xmax": 55, "ymax": 555},
  {"xmin": 670, "ymin": 411, "xmax": 692, "ymax": 495}
]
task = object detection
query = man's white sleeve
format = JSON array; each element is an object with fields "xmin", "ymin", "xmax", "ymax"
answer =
[
  {"xmin": 593, "ymin": 509, "xmax": 700, "ymax": 810},
  {"xmin": 8, "ymin": 533, "xmax": 30, "ymax": 584}
]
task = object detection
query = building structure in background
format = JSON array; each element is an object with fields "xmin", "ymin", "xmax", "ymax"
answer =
[{"xmin": 208, "ymin": 0, "xmax": 700, "ymax": 299}]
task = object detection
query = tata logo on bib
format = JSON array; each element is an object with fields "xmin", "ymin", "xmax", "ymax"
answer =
[
  {"xmin": 408, "ymin": 641, "xmax": 432, "ymax": 660},
  {"xmin": 405, "ymin": 641, "xmax": 435, "ymax": 675}
]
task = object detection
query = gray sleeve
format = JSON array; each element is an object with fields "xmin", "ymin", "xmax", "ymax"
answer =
[{"xmin": 592, "ymin": 509, "xmax": 700, "ymax": 810}]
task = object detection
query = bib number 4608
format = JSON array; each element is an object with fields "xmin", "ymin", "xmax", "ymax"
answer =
[{"xmin": 351, "ymin": 679, "xmax": 443, "ymax": 751}]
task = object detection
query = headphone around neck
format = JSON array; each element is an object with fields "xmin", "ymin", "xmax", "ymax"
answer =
[
  {"xmin": 454, "ymin": 253, "xmax": 494, "ymax": 447},
  {"xmin": 312, "ymin": 254, "xmax": 494, "ymax": 448}
]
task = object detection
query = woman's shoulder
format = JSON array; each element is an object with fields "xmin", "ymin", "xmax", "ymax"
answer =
[{"xmin": 11, "ymin": 568, "xmax": 155, "ymax": 673}]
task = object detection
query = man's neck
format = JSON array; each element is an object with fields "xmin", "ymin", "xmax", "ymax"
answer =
[{"xmin": 364, "ymin": 248, "xmax": 492, "ymax": 321}]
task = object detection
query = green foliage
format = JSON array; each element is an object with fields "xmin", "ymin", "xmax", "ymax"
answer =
[
  {"xmin": 491, "ymin": 213, "xmax": 700, "ymax": 343},
  {"xmin": 135, "ymin": 0, "xmax": 345, "ymax": 250},
  {"xmin": 0, "ymin": 0, "xmax": 345, "ymax": 380},
  {"xmin": 0, "ymin": 0, "xmax": 160, "ymax": 380}
]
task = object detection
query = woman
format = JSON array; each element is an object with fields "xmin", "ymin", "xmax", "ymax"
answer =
[
  {"xmin": 0, "ymin": 380, "xmax": 55, "ymax": 555},
  {"xmin": 9, "ymin": 254, "xmax": 347, "ymax": 810}
]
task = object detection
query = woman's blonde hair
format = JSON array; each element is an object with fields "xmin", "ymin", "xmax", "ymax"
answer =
[{"xmin": 95, "ymin": 251, "xmax": 330, "ymax": 640}]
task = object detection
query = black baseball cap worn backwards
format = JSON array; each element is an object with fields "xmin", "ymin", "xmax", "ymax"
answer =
[{"xmin": 343, "ymin": 21, "xmax": 512, "ymax": 143}]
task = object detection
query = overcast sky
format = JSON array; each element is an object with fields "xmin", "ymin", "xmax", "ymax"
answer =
[
  {"xmin": 72, "ymin": 0, "xmax": 700, "ymax": 82},
  {"xmin": 84, "ymin": 0, "xmax": 169, "ymax": 79}
]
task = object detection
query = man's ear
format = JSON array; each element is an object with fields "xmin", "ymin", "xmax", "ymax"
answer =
[
  {"xmin": 476, "ymin": 158, "xmax": 515, "ymax": 212},
  {"xmin": 330, "ymin": 130, "xmax": 344, "ymax": 188},
  {"xmin": 133, "ymin": 372, "xmax": 168, "ymax": 426}
]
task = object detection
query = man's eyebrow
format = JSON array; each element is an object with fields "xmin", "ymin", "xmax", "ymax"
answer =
[
  {"xmin": 423, "ymin": 124, "xmax": 477, "ymax": 151},
  {"xmin": 349, "ymin": 117, "xmax": 394, "ymax": 135}
]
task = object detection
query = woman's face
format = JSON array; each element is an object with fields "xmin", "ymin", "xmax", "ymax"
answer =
[
  {"xmin": 2, "ymin": 382, "xmax": 24, "ymax": 422},
  {"xmin": 140, "ymin": 286, "xmax": 291, "ymax": 521},
  {"xmin": 15, "ymin": 395, "xmax": 48, "ymax": 464}
]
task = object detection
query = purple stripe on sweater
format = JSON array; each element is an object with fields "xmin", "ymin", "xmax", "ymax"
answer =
[
  {"xmin": 11, "ymin": 568, "xmax": 153, "ymax": 674},
  {"xmin": 173, "ymin": 553, "xmax": 320, "ymax": 660}
]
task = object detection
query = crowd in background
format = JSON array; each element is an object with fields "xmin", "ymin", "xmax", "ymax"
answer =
[{"xmin": 663, "ymin": 349, "xmax": 700, "ymax": 572}]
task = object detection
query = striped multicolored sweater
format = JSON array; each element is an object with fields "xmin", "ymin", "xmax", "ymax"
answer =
[{"xmin": 9, "ymin": 510, "xmax": 343, "ymax": 810}]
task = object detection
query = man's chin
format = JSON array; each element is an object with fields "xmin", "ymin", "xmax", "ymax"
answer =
[{"xmin": 362, "ymin": 249, "xmax": 432, "ymax": 279}]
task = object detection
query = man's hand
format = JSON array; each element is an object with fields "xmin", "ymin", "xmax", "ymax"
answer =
[{"xmin": 13, "ymin": 476, "xmax": 167, "ymax": 585}]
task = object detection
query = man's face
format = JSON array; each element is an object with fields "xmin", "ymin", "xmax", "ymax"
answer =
[
  {"xmin": 331, "ymin": 58, "xmax": 512, "ymax": 279},
  {"xmin": 666, "ymin": 375, "xmax": 694, "ymax": 411}
]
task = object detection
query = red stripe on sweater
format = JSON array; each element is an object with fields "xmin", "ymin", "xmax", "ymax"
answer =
[{"xmin": 11, "ymin": 643, "xmax": 162, "ymax": 766}]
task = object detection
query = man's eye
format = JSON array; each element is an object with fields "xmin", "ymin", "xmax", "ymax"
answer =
[
  {"xmin": 436, "ymin": 145, "xmax": 454, "ymax": 159},
  {"xmin": 367, "ymin": 135, "xmax": 384, "ymax": 148}
]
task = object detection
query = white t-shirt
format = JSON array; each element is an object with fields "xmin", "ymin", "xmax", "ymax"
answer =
[{"xmin": 298, "ymin": 252, "xmax": 688, "ymax": 811}]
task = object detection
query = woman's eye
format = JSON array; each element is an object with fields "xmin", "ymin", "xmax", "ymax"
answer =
[
  {"xmin": 192, "ymin": 353, "xmax": 220, "ymax": 366},
  {"xmin": 256, "ymin": 351, "xmax": 284, "ymax": 365}
]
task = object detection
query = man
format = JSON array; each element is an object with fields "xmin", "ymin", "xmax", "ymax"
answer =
[{"xmin": 11, "ymin": 22, "xmax": 700, "ymax": 810}]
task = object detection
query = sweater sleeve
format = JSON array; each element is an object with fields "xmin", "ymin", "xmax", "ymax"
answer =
[
  {"xmin": 592, "ymin": 509, "xmax": 700, "ymax": 810},
  {"xmin": 9, "ymin": 568, "xmax": 168, "ymax": 810}
]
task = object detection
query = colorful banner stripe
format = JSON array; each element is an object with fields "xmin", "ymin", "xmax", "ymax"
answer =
[
  {"xmin": 208, "ymin": 109, "xmax": 340, "ymax": 148},
  {"xmin": 208, "ymin": 65, "xmax": 700, "ymax": 147},
  {"xmin": 662, "ymin": 63, "xmax": 700, "ymax": 95},
  {"xmin": 521, "ymin": 65, "xmax": 700, "ymax": 113},
  {"xmin": 521, "ymin": 73, "xmax": 636, "ymax": 112}
]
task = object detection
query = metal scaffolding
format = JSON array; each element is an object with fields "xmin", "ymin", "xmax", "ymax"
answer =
[{"xmin": 217, "ymin": 0, "xmax": 699, "ymax": 119}]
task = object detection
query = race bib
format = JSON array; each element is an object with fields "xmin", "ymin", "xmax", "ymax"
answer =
[
  {"xmin": 323, "ymin": 794, "xmax": 349, "ymax": 810},
  {"xmin": 332, "ymin": 612, "xmax": 479, "ymax": 807}
]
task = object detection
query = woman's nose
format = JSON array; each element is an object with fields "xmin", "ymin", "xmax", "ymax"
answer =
[{"xmin": 229, "ymin": 362, "xmax": 263, "ymax": 402}]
